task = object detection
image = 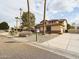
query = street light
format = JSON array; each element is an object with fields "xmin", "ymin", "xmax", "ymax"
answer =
[{"xmin": 43, "ymin": 0, "xmax": 47, "ymax": 35}]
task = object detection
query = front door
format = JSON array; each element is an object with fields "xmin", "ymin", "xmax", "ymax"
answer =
[{"xmin": 46, "ymin": 26, "xmax": 51, "ymax": 33}]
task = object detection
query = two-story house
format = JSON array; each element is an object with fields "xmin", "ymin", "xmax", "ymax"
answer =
[{"xmin": 38, "ymin": 19, "xmax": 68, "ymax": 33}]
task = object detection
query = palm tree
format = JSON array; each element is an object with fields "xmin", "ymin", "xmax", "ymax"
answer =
[
  {"xmin": 15, "ymin": 17, "xmax": 19, "ymax": 30},
  {"xmin": 19, "ymin": 8, "xmax": 22, "ymax": 27},
  {"xmin": 19, "ymin": 8, "xmax": 22, "ymax": 18},
  {"xmin": 27, "ymin": 0, "xmax": 30, "ymax": 29},
  {"xmin": 43, "ymin": 0, "xmax": 47, "ymax": 35},
  {"xmin": 15, "ymin": 8, "xmax": 22, "ymax": 30}
]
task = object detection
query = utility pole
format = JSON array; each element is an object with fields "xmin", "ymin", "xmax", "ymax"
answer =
[
  {"xmin": 27, "ymin": 0, "xmax": 30, "ymax": 29},
  {"xmin": 43, "ymin": 0, "xmax": 47, "ymax": 35}
]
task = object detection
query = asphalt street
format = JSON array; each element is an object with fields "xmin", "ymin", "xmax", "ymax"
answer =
[{"xmin": 0, "ymin": 36, "xmax": 68, "ymax": 59}]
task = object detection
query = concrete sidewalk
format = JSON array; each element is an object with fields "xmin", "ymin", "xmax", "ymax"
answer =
[{"xmin": 41, "ymin": 33, "xmax": 79, "ymax": 54}]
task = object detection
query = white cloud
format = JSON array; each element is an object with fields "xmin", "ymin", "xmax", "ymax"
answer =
[
  {"xmin": 74, "ymin": 15, "xmax": 79, "ymax": 24},
  {"xmin": 48, "ymin": 0, "xmax": 79, "ymax": 12},
  {"xmin": 70, "ymin": 15, "xmax": 79, "ymax": 26},
  {"xmin": 0, "ymin": 0, "xmax": 79, "ymax": 27},
  {"xmin": 0, "ymin": 0, "xmax": 28, "ymax": 27}
]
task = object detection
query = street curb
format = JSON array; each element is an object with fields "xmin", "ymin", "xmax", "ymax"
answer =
[{"xmin": 26, "ymin": 42, "xmax": 79, "ymax": 59}]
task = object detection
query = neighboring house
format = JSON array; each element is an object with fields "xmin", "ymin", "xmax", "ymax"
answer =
[
  {"xmin": 75, "ymin": 25, "xmax": 79, "ymax": 32},
  {"xmin": 77, "ymin": 26, "xmax": 79, "ymax": 32},
  {"xmin": 37, "ymin": 19, "xmax": 68, "ymax": 33}
]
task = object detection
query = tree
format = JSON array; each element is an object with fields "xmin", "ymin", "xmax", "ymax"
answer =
[
  {"xmin": 0, "ymin": 22, "xmax": 9, "ymax": 30},
  {"xmin": 21, "ymin": 12, "xmax": 35, "ymax": 29},
  {"xmin": 67, "ymin": 23, "xmax": 71, "ymax": 30}
]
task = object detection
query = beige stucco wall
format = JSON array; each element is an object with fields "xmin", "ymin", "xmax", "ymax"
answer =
[
  {"xmin": 40, "ymin": 25, "xmax": 64, "ymax": 33},
  {"xmin": 40, "ymin": 26, "xmax": 61, "ymax": 32},
  {"xmin": 63, "ymin": 21, "xmax": 67, "ymax": 31},
  {"xmin": 40, "ymin": 26, "xmax": 46, "ymax": 32},
  {"xmin": 51, "ymin": 26, "xmax": 60, "ymax": 31}
]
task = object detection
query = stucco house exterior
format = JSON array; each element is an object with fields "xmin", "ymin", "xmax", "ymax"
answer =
[{"xmin": 37, "ymin": 19, "xmax": 68, "ymax": 33}]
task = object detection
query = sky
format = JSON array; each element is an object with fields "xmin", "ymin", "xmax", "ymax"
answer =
[{"xmin": 0, "ymin": 0, "xmax": 79, "ymax": 27}]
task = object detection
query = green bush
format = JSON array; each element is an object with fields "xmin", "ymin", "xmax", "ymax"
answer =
[{"xmin": 0, "ymin": 22, "xmax": 9, "ymax": 30}]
